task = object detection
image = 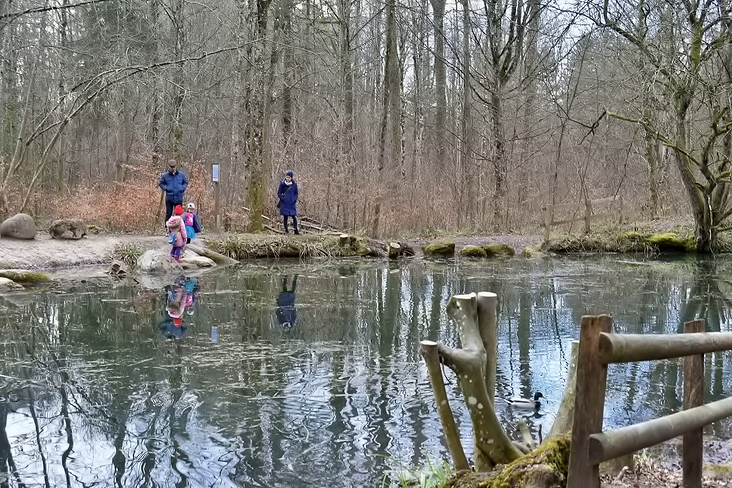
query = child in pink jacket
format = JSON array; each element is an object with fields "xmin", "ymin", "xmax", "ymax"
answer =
[{"xmin": 166, "ymin": 204, "xmax": 187, "ymax": 262}]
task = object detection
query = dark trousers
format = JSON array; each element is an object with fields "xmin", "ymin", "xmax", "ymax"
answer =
[
  {"xmin": 165, "ymin": 200, "xmax": 182, "ymax": 224},
  {"xmin": 283, "ymin": 215, "xmax": 299, "ymax": 233}
]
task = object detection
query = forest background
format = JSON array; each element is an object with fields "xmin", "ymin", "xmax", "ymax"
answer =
[{"xmin": 1, "ymin": 0, "xmax": 731, "ymax": 250}]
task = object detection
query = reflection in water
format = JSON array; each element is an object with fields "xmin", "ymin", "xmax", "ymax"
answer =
[
  {"xmin": 276, "ymin": 275, "xmax": 298, "ymax": 332},
  {"xmin": 1, "ymin": 257, "xmax": 732, "ymax": 486}
]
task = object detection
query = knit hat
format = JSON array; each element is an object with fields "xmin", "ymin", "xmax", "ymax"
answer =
[
  {"xmin": 174, "ymin": 204, "xmax": 184, "ymax": 215},
  {"xmin": 286, "ymin": 170, "xmax": 294, "ymax": 177},
  {"xmin": 187, "ymin": 202, "xmax": 195, "ymax": 209},
  {"xmin": 173, "ymin": 317, "xmax": 183, "ymax": 327}
]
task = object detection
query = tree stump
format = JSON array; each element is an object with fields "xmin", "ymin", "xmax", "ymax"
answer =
[{"xmin": 387, "ymin": 242, "xmax": 401, "ymax": 259}]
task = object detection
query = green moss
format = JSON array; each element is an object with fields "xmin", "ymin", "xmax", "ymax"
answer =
[
  {"xmin": 644, "ymin": 233, "xmax": 693, "ymax": 252},
  {"xmin": 489, "ymin": 434, "xmax": 571, "ymax": 488},
  {"xmin": 442, "ymin": 434, "xmax": 572, "ymax": 488},
  {"xmin": 423, "ymin": 240, "xmax": 455, "ymax": 256},
  {"xmin": 521, "ymin": 246, "xmax": 544, "ymax": 258},
  {"xmin": 0, "ymin": 270, "xmax": 50, "ymax": 283},
  {"xmin": 460, "ymin": 245, "xmax": 488, "ymax": 258},
  {"xmin": 482, "ymin": 244, "xmax": 515, "ymax": 257},
  {"xmin": 704, "ymin": 463, "xmax": 732, "ymax": 477}
]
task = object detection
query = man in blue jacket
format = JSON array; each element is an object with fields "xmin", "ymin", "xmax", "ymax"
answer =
[{"xmin": 159, "ymin": 159, "xmax": 189, "ymax": 224}]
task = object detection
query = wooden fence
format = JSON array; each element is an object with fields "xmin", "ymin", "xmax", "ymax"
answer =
[
  {"xmin": 567, "ymin": 316, "xmax": 732, "ymax": 488},
  {"xmin": 541, "ymin": 195, "xmax": 622, "ymax": 242}
]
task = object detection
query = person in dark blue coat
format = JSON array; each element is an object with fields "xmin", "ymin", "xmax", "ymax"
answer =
[
  {"xmin": 159, "ymin": 159, "xmax": 189, "ymax": 224},
  {"xmin": 277, "ymin": 170, "xmax": 299, "ymax": 234},
  {"xmin": 276, "ymin": 275, "xmax": 298, "ymax": 331}
]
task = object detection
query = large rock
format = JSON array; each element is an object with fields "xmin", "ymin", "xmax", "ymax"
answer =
[
  {"xmin": 49, "ymin": 218, "xmax": 87, "ymax": 239},
  {"xmin": 0, "ymin": 213, "xmax": 37, "ymax": 239},
  {"xmin": 137, "ymin": 248, "xmax": 216, "ymax": 273},
  {"xmin": 0, "ymin": 277, "xmax": 24, "ymax": 291},
  {"xmin": 137, "ymin": 249, "xmax": 183, "ymax": 273}
]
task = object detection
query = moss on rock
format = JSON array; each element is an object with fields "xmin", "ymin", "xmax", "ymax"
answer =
[
  {"xmin": 460, "ymin": 245, "xmax": 488, "ymax": 258},
  {"xmin": 443, "ymin": 434, "xmax": 571, "ymax": 488},
  {"xmin": 644, "ymin": 233, "xmax": 694, "ymax": 252},
  {"xmin": 423, "ymin": 240, "xmax": 455, "ymax": 257},
  {"xmin": 0, "ymin": 269, "xmax": 50, "ymax": 283},
  {"xmin": 482, "ymin": 244, "xmax": 515, "ymax": 257}
]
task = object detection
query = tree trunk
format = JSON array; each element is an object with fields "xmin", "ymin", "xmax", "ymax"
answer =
[
  {"xmin": 430, "ymin": 0, "xmax": 446, "ymax": 173},
  {"xmin": 459, "ymin": 0, "xmax": 473, "ymax": 227},
  {"xmin": 437, "ymin": 293, "xmax": 523, "ymax": 470}
]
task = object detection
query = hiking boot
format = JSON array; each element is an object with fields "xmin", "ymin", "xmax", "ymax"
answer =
[{"xmin": 294, "ymin": 230, "xmax": 300, "ymax": 235}]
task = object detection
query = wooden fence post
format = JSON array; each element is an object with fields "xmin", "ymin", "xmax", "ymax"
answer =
[
  {"xmin": 684, "ymin": 319, "xmax": 705, "ymax": 488},
  {"xmin": 567, "ymin": 315, "xmax": 613, "ymax": 488}
]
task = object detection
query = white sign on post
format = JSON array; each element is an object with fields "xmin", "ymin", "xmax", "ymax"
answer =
[{"xmin": 212, "ymin": 163, "xmax": 219, "ymax": 183}]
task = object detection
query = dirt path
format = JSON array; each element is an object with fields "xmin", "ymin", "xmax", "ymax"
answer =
[{"xmin": 0, "ymin": 233, "xmax": 165, "ymax": 270}]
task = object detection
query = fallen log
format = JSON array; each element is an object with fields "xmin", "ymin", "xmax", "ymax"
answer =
[{"xmin": 187, "ymin": 244, "xmax": 238, "ymax": 265}]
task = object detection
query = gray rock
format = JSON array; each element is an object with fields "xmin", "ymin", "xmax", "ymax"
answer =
[
  {"xmin": 0, "ymin": 213, "xmax": 37, "ymax": 239},
  {"xmin": 49, "ymin": 218, "xmax": 87, "ymax": 239},
  {"xmin": 137, "ymin": 249, "xmax": 182, "ymax": 273},
  {"xmin": 0, "ymin": 277, "xmax": 24, "ymax": 291}
]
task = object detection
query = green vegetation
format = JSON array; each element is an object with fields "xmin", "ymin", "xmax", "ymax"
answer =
[
  {"xmin": 443, "ymin": 434, "xmax": 571, "ymax": 488},
  {"xmin": 381, "ymin": 455, "xmax": 453, "ymax": 488},
  {"xmin": 206, "ymin": 233, "xmax": 389, "ymax": 260},
  {"xmin": 482, "ymin": 244, "xmax": 515, "ymax": 257},
  {"xmin": 459, "ymin": 245, "xmax": 487, "ymax": 258},
  {"xmin": 423, "ymin": 240, "xmax": 455, "ymax": 257},
  {"xmin": 0, "ymin": 269, "xmax": 50, "ymax": 283},
  {"xmin": 112, "ymin": 243, "xmax": 143, "ymax": 268},
  {"xmin": 546, "ymin": 231, "xmax": 697, "ymax": 254}
]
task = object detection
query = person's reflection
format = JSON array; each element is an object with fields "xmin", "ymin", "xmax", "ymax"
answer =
[
  {"xmin": 276, "ymin": 275, "xmax": 298, "ymax": 332},
  {"xmin": 184, "ymin": 277, "xmax": 199, "ymax": 316},
  {"xmin": 159, "ymin": 277, "xmax": 188, "ymax": 340}
]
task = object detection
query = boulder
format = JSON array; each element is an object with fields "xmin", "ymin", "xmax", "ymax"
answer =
[
  {"xmin": 0, "ymin": 277, "xmax": 24, "ymax": 291},
  {"xmin": 0, "ymin": 213, "xmax": 37, "ymax": 239},
  {"xmin": 49, "ymin": 218, "xmax": 87, "ymax": 239},
  {"xmin": 460, "ymin": 245, "xmax": 488, "ymax": 258},
  {"xmin": 137, "ymin": 249, "xmax": 183, "ymax": 273},
  {"xmin": 423, "ymin": 240, "xmax": 455, "ymax": 257}
]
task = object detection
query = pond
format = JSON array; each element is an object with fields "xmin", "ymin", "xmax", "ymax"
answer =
[{"xmin": 1, "ymin": 255, "xmax": 732, "ymax": 487}]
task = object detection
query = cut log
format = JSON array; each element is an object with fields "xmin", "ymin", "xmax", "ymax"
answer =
[
  {"xmin": 339, "ymin": 234, "xmax": 349, "ymax": 246},
  {"xmin": 441, "ymin": 293, "xmax": 522, "ymax": 470},
  {"xmin": 387, "ymin": 242, "xmax": 401, "ymax": 259},
  {"xmin": 187, "ymin": 244, "xmax": 238, "ymax": 265}
]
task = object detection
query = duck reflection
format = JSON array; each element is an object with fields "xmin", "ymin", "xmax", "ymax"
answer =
[
  {"xmin": 276, "ymin": 275, "xmax": 298, "ymax": 332},
  {"xmin": 159, "ymin": 276, "xmax": 191, "ymax": 340}
]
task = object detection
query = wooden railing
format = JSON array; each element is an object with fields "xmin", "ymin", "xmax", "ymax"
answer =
[
  {"xmin": 567, "ymin": 316, "xmax": 732, "ymax": 488},
  {"xmin": 541, "ymin": 195, "xmax": 622, "ymax": 241}
]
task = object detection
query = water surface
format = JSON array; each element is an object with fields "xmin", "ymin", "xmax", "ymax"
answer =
[{"xmin": 1, "ymin": 255, "xmax": 732, "ymax": 487}]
